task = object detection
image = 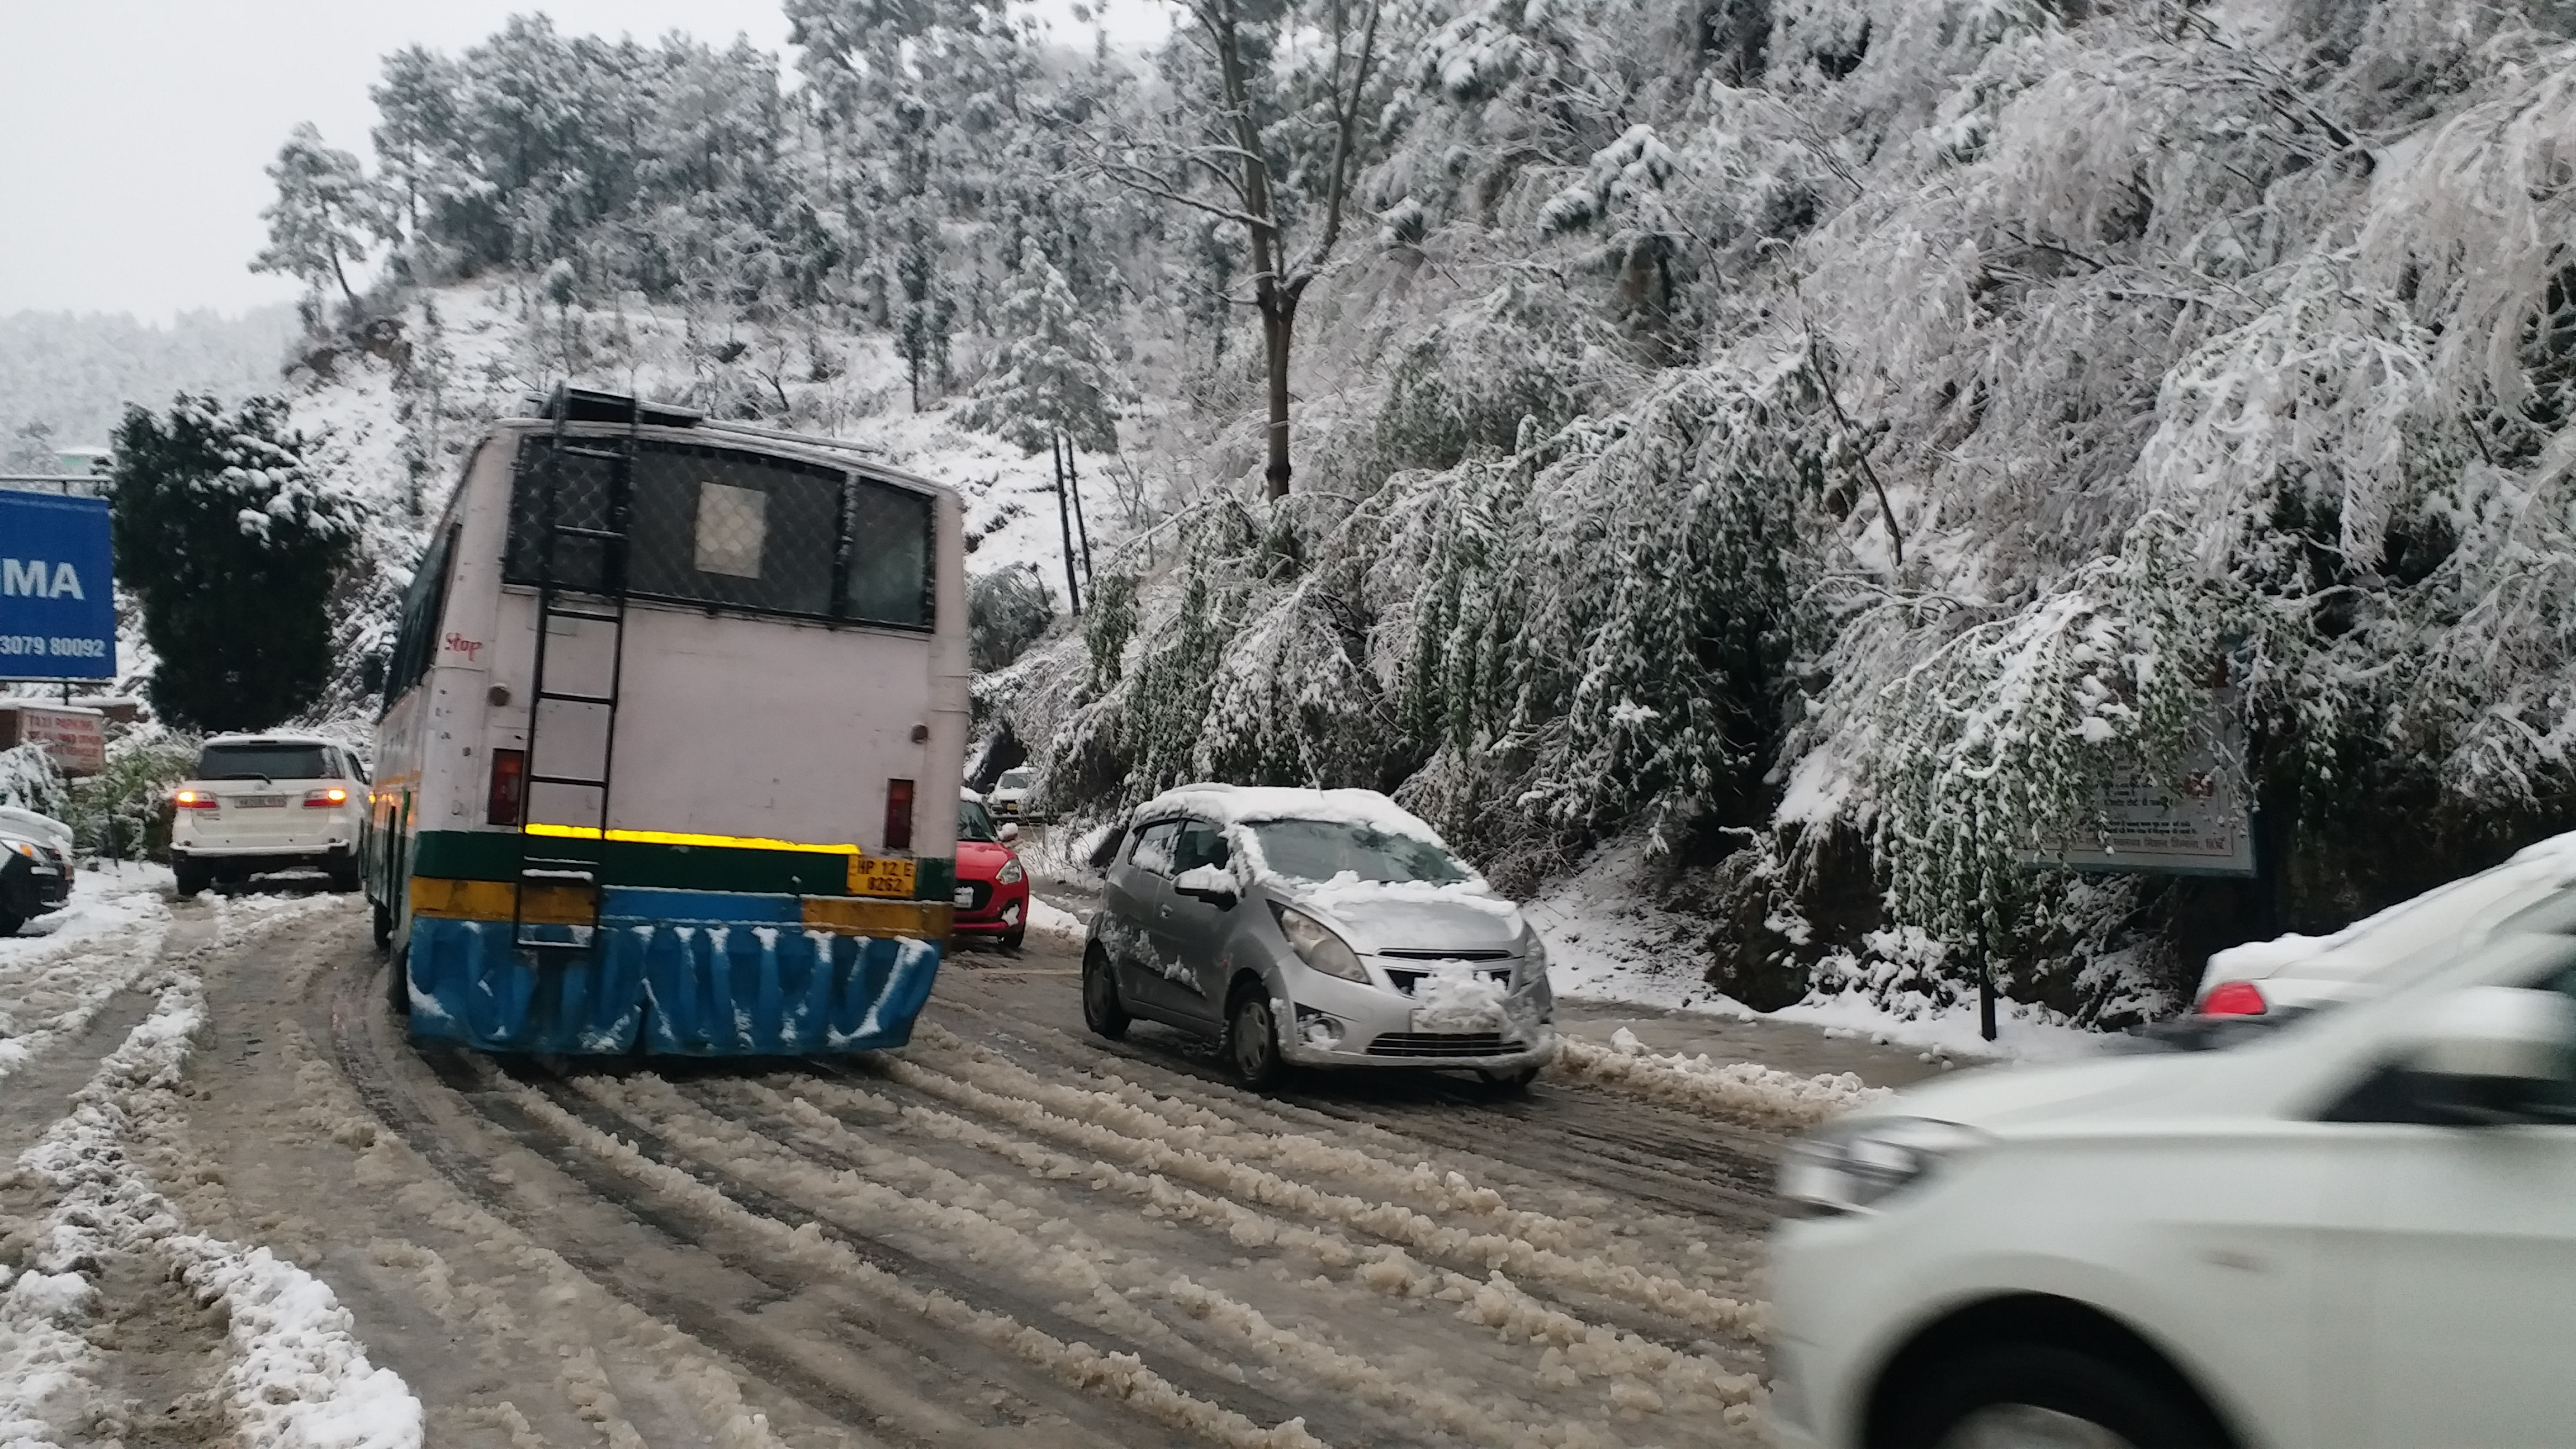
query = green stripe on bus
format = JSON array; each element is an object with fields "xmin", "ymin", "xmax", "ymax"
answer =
[{"xmin": 408, "ymin": 829, "xmax": 955, "ymax": 901}]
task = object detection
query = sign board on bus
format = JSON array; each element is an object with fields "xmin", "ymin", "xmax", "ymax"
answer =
[{"xmin": 0, "ymin": 492, "xmax": 115, "ymax": 681}]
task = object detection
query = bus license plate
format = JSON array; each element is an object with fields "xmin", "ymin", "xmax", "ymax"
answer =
[{"xmin": 847, "ymin": 855, "xmax": 916, "ymax": 899}]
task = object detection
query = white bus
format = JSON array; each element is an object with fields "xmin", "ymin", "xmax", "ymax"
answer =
[{"xmin": 366, "ymin": 387, "xmax": 968, "ymax": 1055}]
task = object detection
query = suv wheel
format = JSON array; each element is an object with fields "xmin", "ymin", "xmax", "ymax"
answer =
[
  {"xmin": 1081, "ymin": 946, "xmax": 1129, "ymax": 1039},
  {"xmin": 173, "ymin": 860, "xmax": 210, "ymax": 898},
  {"xmin": 371, "ymin": 900, "xmax": 394, "ymax": 951},
  {"xmin": 0, "ymin": 909, "xmax": 21, "ymax": 937},
  {"xmin": 1887, "ymin": 1342, "xmax": 2228, "ymax": 1449},
  {"xmin": 1227, "ymin": 988, "xmax": 1284, "ymax": 1090}
]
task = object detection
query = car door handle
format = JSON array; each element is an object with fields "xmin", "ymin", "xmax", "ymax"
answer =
[{"xmin": 1158, "ymin": 906, "xmax": 1171, "ymax": 919}]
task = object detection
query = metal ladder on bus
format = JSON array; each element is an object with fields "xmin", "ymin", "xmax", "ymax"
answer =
[{"xmin": 513, "ymin": 388, "xmax": 638, "ymax": 950}]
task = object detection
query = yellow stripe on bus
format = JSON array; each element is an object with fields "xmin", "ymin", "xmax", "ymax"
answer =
[{"xmin": 523, "ymin": 822, "xmax": 866, "ymax": 856}]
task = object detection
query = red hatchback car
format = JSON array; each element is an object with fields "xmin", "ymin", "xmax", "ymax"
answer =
[{"xmin": 953, "ymin": 794, "xmax": 1031, "ymax": 949}]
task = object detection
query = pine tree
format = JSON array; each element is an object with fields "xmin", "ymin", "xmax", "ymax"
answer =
[
  {"xmin": 892, "ymin": 206, "xmax": 955, "ymax": 411},
  {"xmin": 958, "ymin": 243, "xmax": 1122, "ymax": 454},
  {"xmin": 108, "ymin": 395, "xmax": 363, "ymax": 732},
  {"xmin": 251, "ymin": 123, "xmax": 392, "ymax": 307}
]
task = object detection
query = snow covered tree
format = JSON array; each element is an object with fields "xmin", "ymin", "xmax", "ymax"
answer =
[
  {"xmin": 959, "ymin": 244, "xmax": 1123, "ymax": 453},
  {"xmin": 892, "ymin": 206, "xmax": 956, "ymax": 410},
  {"xmin": 251, "ymin": 123, "xmax": 391, "ymax": 307},
  {"xmin": 1101, "ymin": 0, "xmax": 1407, "ymax": 496},
  {"xmin": 108, "ymin": 395, "xmax": 362, "ymax": 732}
]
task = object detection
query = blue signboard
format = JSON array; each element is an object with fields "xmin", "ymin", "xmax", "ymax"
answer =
[{"xmin": 0, "ymin": 491, "xmax": 116, "ymax": 681}]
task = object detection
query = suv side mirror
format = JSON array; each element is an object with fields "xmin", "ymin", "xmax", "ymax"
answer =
[
  {"xmin": 1173, "ymin": 864, "xmax": 1238, "ymax": 908},
  {"xmin": 2402, "ymin": 986, "xmax": 2576, "ymax": 1124}
]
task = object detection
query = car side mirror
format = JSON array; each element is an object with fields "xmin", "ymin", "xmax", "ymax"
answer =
[
  {"xmin": 1173, "ymin": 864, "xmax": 1238, "ymax": 908},
  {"xmin": 2401, "ymin": 986, "xmax": 2576, "ymax": 1124},
  {"xmin": 1000, "ymin": 822, "xmax": 1020, "ymax": 843}
]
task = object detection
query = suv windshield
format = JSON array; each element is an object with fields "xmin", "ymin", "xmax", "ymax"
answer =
[
  {"xmin": 1247, "ymin": 819, "xmax": 1469, "ymax": 886},
  {"xmin": 196, "ymin": 742, "xmax": 336, "ymax": 782},
  {"xmin": 997, "ymin": 769, "xmax": 1031, "ymax": 790},
  {"xmin": 959, "ymin": 799, "xmax": 1001, "ymax": 842}
]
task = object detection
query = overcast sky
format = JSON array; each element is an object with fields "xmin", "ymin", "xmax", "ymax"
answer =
[{"xmin": 0, "ymin": 1, "xmax": 1167, "ymax": 324}]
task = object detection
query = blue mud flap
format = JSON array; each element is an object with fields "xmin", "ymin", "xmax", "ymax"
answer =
[{"xmin": 402, "ymin": 888, "xmax": 945, "ymax": 1056}]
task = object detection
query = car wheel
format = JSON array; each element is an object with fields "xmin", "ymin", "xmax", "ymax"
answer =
[
  {"xmin": 173, "ymin": 860, "xmax": 209, "ymax": 898},
  {"xmin": 1479, "ymin": 1066, "xmax": 1540, "ymax": 1096},
  {"xmin": 1227, "ymin": 989, "xmax": 1284, "ymax": 1090},
  {"xmin": 1081, "ymin": 946, "xmax": 1129, "ymax": 1040},
  {"xmin": 1000, "ymin": 925, "xmax": 1026, "ymax": 952},
  {"xmin": 1888, "ymin": 1342, "xmax": 2228, "ymax": 1449}
]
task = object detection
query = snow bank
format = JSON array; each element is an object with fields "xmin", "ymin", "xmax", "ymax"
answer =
[
  {"xmin": 1026, "ymin": 893, "xmax": 1086, "ymax": 948},
  {"xmin": 1550, "ymin": 1029, "xmax": 1890, "ymax": 1130},
  {"xmin": 0, "ymin": 930, "xmax": 422, "ymax": 1447},
  {"xmin": 0, "ymin": 864, "xmax": 173, "ymax": 1087}
]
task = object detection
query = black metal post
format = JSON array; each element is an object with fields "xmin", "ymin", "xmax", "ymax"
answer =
[
  {"xmin": 1051, "ymin": 431, "xmax": 1083, "ymax": 615},
  {"xmin": 1978, "ymin": 914, "xmax": 1998, "ymax": 1042},
  {"xmin": 1063, "ymin": 431, "xmax": 1095, "ymax": 591}
]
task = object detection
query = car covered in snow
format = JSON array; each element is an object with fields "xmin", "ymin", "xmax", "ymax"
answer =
[
  {"xmin": 953, "ymin": 792, "xmax": 1030, "ymax": 949},
  {"xmin": 0, "ymin": 804, "xmax": 73, "ymax": 935},
  {"xmin": 1769, "ymin": 865, "xmax": 2576, "ymax": 1449},
  {"xmin": 2189, "ymin": 832, "xmax": 2576, "ymax": 1021},
  {"xmin": 988, "ymin": 766, "xmax": 1033, "ymax": 818},
  {"xmin": 1081, "ymin": 784, "xmax": 1555, "ymax": 1090},
  {"xmin": 170, "ymin": 734, "xmax": 367, "ymax": 897}
]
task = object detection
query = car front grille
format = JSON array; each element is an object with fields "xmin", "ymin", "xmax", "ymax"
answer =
[
  {"xmin": 958, "ymin": 880, "xmax": 995, "ymax": 913},
  {"xmin": 1384, "ymin": 967, "xmax": 1513, "ymax": 997},
  {"xmin": 1364, "ymin": 1032, "xmax": 1521, "ymax": 1058}
]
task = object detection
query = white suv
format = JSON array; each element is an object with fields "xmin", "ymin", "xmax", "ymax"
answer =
[
  {"xmin": 170, "ymin": 734, "xmax": 368, "ymax": 897},
  {"xmin": 1770, "ymin": 881, "xmax": 2576, "ymax": 1449}
]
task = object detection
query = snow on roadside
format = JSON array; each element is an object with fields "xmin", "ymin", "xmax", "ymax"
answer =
[
  {"xmin": 0, "ymin": 906, "xmax": 423, "ymax": 1449},
  {"xmin": 1026, "ymin": 893, "xmax": 1086, "ymax": 949},
  {"xmin": 0, "ymin": 864, "xmax": 173, "ymax": 1087},
  {"xmin": 1550, "ymin": 1029, "xmax": 1890, "ymax": 1130},
  {"xmin": 1528, "ymin": 839, "xmax": 2104, "ymax": 1065}
]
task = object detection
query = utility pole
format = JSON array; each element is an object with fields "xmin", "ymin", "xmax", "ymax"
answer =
[
  {"xmin": 1062, "ymin": 430, "xmax": 1095, "ymax": 591},
  {"xmin": 1050, "ymin": 431, "xmax": 1083, "ymax": 615}
]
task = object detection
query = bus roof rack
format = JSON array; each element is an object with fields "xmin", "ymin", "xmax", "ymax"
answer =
[{"xmin": 534, "ymin": 385, "xmax": 703, "ymax": 429}]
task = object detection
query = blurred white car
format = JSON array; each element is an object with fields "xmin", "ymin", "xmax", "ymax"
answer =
[
  {"xmin": 2191, "ymin": 833, "xmax": 2576, "ymax": 1019},
  {"xmin": 1770, "ymin": 869, "xmax": 2576, "ymax": 1449},
  {"xmin": 988, "ymin": 766, "xmax": 1033, "ymax": 818}
]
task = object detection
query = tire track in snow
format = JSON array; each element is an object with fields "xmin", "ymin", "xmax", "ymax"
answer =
[
  {"xmin": 709, "ymin": 1073, "xmax": 1766, "ymax": 1427},
  {"xmin": 318, "ymin": 958, "xmax": 1056, "ymax": 1449},
  {"xmin": 501, "ymin": 1060, "xmax": 1369, "ymax": 1448}
]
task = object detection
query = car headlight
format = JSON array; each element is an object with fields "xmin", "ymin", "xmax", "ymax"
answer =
[
  {"xmin": 1778, "ymin": 1117, "xmax": 1991, "ymax": 1216},
  {"xmin": 1270, "ymin": 902, "xmax": 1367, "ymax": 982},
  {"xmin": 997, "ymin": 858, "xmax": 1025, "ymax": 886}
]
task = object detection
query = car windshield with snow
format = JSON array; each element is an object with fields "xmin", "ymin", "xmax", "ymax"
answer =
[{"xmin": 1081, "ymin": 783, "xmax": 1554, "ymax": 1090}]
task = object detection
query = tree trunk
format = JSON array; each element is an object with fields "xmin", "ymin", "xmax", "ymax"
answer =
[{"xmin": 1259, "ymin": 282, "xmax": 1297, "ymax": 499}]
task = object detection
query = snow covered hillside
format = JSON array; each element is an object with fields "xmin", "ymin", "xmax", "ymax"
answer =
[{"xmin": 223, "ymin": 0, "xmax": 2576, "ymax": 1032}]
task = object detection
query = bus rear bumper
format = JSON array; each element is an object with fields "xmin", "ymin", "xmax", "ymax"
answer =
[{"xmin": 400, "ymin": 885, "xmax": 946, "ymax": 1055}]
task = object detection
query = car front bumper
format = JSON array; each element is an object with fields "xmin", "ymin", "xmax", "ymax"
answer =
[{"xmin": 1273, "ymin": 967, "xmax": 1556, "ymax": 1071}]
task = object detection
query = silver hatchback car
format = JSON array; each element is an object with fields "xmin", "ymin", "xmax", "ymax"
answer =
[{"xmin": 1081, "ymin": 784, "xmax": 1557, "ymax": 1089}]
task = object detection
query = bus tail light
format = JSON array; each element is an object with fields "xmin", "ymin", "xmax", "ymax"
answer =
[
  {"xmin": 488, "ymin": 749, "xmax": 527, "ymax": 826},
  {"xmin": 884, "ymin": 778, "xmax": 915, "ymax": 853}
]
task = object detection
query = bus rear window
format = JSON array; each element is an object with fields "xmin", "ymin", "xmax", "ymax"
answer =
[
  {"xmin": 197, "ymin": 743, "xmax": 337, "ymax": 781},
  {"xmin": 507, "ymin": 437, "xmax": 933, "ymax": 627}
]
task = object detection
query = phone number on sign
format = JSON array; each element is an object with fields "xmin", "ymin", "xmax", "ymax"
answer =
[{"xmin": 0, "ymin": 635, "xmax": 107, "ymax": 657}]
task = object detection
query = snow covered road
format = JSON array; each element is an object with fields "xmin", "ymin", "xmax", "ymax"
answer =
[{"xmin": 0, "ymin": 895, "xmax": 1864, "ymax": 1447}]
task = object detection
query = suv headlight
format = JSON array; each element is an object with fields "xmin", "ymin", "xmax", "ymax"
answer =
[
  {"xmin": 1270, "ymin": 902, "xmax": 1367, "ymax": 982},
  {"xmin": 1778, "ymin": 1117, "xmax": 1991, "ymax": 1216},
  {"xmin": 2, "ymin": 837, "xmax": 37, "ymax": 860},
  {"xmin": 997, "ymin": 858, "xmax": 1025, "ymax": 886}
]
